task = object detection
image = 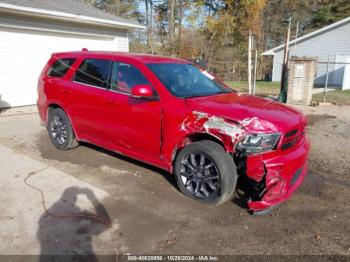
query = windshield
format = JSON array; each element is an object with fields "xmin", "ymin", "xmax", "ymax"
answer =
[{"xmin": 147, "ymin": 63, "xmax": 233, "ymax": 98}]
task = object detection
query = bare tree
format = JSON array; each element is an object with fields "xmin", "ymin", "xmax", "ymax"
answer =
[{"xmin": 168, "ymin": 0, "xmax": 175, "ymax": 56}]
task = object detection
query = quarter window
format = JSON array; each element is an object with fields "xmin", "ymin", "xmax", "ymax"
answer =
[
  {"xmin": 110, "ymin": 62, "xmax": 151, "ymax": 94},
  {"xmin": 47, "ymin": 58, "xmax": 75, "ymax": 77},
  {"xmin": 74, "ymin": 59, "xmax": 110, "ymax": 88}
]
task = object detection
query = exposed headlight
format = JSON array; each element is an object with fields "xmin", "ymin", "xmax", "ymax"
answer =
[{"xmin": 237, "ymin": 133, "xmax": 281, "ymax": 153}]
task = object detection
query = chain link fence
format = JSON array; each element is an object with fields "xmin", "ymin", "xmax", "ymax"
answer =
[{"xmin": 314, "ymin": 54, "xmax": 350, "ymax": 89}]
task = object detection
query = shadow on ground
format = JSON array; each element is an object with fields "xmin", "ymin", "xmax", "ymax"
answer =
[{"xmin": 37, "ymin": 187, "xmax": 111, "ymax": 261}]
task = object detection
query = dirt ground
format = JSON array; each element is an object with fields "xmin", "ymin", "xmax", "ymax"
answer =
[{"xmin": 0, "ymin": 104, "xmax": 349, "ymax": 256}]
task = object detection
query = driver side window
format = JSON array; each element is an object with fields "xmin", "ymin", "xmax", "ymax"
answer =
[{"xmin": 110, "ymin": 62, "xmax": 151, "ymax": 94}]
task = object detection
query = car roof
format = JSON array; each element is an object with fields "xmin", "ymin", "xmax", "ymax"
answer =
[{"xmin": 53, "ymin": 51, "xmax": 190, "ymax": 64}]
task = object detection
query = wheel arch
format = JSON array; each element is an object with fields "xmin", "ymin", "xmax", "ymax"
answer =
[
  {"xmin": 170, "ymin": 132, "xmax": 228, "ymax": 173},
  {"xmin": 47, "ymin": 103, "xmax": 80, "ymax": 141}
]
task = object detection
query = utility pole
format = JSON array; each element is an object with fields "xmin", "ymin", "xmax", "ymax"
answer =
[
  {"xmin": 253, "ymin": 50, "xmax": 258, "ymax": 95},
  {"xmin": 278, "ymin": 17, "xmax": 292, "ymax": 103},
  {"xmin": 248, "ymin": 31, "xmax": 252, "ymax": 95}
]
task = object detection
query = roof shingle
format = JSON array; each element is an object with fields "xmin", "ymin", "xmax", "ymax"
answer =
[{"xmin": 0, "ymin": 0, "xmax": 141, "ymax": 27}]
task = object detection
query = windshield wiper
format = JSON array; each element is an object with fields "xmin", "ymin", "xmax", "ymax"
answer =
[
  {"xmin": 183, "ymin": 93, "xmax": 211, "ymax": 98},
  {"xmin": 183, "ymin": 90, "xmax": 232, "ymax": 98},
  {"xmin": 213, "ymin": 90, "xmax": 232, "ymax": 95}
]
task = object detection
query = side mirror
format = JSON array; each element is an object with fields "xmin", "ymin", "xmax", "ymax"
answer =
[{"xmin": 131, "ymin": 85, "xmax": 157, "ymax": 100}]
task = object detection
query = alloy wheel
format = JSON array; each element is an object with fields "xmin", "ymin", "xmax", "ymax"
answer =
[
  {"xmin": 179, "ymin": 153, "xmax": 220, "ymax": 199},
  {"xmin": 49, "ymin": 115, "xmax": 68, "ymax": 145}
]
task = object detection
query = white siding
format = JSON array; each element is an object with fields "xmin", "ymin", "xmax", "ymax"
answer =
[
  {"xmin": 0, "ymin": 16, "xmax": 129, "ymax": 108},
  {"xmin": 272, "ymin": 21, "xmax": 350, "ymax": 85},
  {"xmin": 272, "ymin": 52, "xmax": 283, "ymax": 82}
]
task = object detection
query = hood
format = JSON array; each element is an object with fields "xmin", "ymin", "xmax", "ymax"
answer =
[{"xmin": 185, "ymin": 92, "xmax": 306, "ymax": 133}]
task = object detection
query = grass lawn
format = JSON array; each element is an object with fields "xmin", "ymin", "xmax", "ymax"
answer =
[
  {"xmin": 225, "ymin": 81, "xmax": 281, "ymax": 96},
  {"xmin": 312, "ymin": 89, "xmax": 350, "ymax": 105},
  {"xmin": 225, "ymin": 81, "xmax": 350, "ymax": 105}
]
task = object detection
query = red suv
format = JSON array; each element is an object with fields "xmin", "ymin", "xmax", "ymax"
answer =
[{"xmin": 37, "ymin": 50, "xmax": 310, "ymax": 214}]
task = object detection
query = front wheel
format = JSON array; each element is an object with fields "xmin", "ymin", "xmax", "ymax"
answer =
[{"xmin": 174, "ymin": 140, "xmax": 237, "ymax": 205}]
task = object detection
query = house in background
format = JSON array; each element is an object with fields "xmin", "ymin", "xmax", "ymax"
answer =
[
  {"xmin": 262, "ymin": 16, "xmax": 350, "ymax": 89},
  {"xmin": 0, "ymin": 0, "xmax": 144, "ymax": 108}
]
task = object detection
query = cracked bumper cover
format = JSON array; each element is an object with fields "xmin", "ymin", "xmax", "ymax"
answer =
[{"xmin": 246, "ymin": 136, "xmax": 310, "ymax": 212}]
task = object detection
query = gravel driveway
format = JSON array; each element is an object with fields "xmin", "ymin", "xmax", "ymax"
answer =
[{"xmin": 0, "ymin": 105, "xmax": 349, "ymax": 256}]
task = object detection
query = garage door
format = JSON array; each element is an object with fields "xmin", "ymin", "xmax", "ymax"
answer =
[{"xmin": 0, "ymin": 29, "xmax": 128, "ymax": 108}]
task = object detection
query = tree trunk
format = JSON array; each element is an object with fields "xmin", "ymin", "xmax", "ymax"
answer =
[
  {"xmin": 207, "ymin": 30, "xmax": 218, "ymax": 71},
  {"xmin": 168, "ymin": 0, "xmax": 175, "ymax": 56},
  {"xmin": 145, "ymin": 0, "xmax": 150, "ymax": 50},
  {"xmin": 149, "ymin": 0, "xmax": 154, "ymax": 54},
  {"xmin": 114, "ymin": 0, "xmax": 121, "ymax": 16},
  {"xmin": 177, "ymin": 0, "xmax": 183, "ymax": 56}
]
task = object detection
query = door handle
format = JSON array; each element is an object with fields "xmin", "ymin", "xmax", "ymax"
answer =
[
  {"xmin": 61, "ymin": 89, "xmax": 72, "ymax": 94},
  {"xmin": 106, "ymin": 100, "xmax": 119, "ymax": 106}
]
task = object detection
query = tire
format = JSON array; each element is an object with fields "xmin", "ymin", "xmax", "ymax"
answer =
[
  {"xmin": 47, "ymin": 107, "xmax": 78, "ymax": 150},
  {"xmin": 174, "ymin": 140, "xmax": 237, "ymax": 205}
]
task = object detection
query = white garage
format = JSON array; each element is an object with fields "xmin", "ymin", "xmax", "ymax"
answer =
[{"xmin": 0, "ymin": 0, "xmax": 144, "ymax": 108}]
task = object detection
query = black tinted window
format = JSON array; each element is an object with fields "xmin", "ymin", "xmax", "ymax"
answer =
[
  {"xmin": 47, "ymin": 58, "xmax": 75, "ymax": 77},
  {"xmin": 147, "ymin": 63, "xmax": 231, "ymax": 98},
  {"xmin": 110, "ymin": 62, "xmax": 150, "ymax": 93},
  {"xmin": 74, "ymin": 59, "xmax": 110, "ymax": 88}
]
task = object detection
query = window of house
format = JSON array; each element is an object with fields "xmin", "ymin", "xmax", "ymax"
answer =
[
  {"xmin": 47, "ymin": 58, "xmax": 76, "ymax": 77},
  {"xmin": 74, "ymin": 59, "xmax": 111, "ymax": 88}
]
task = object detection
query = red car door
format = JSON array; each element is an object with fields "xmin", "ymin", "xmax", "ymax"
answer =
[
  {"xmin": 66, "ymin": 58, "xmax": 111, "ymax": 145},
  {"xmin": 104, "ymin": 61, "xmax": 162, "ymax": 161}
]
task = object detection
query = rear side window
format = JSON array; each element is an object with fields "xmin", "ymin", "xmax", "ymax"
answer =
[
  {"xmin": 47, "ymin": 58, "xmax": 75, "ymax": 77},
  {"xmin": 74, "ymin": 59, "xmax": 110, "ymax": 88}
]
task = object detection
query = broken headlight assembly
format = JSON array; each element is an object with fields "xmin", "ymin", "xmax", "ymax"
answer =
[{"xmin": 237, "ymin": 133, "xmax": 281, "ymax": 154}]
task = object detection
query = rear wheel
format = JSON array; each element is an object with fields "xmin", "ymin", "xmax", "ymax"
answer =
[
  {"xmin": 47, "ymin": 108, "xmax": 78, "ymax": 150},
  {"xmin": 174, "ymin": 140, "xmax": 237, "ymax": 205}
]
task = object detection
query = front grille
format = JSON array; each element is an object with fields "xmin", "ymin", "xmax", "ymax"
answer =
[
  {"xmin": 281, "ymin": 128, "xmax": 303, "ymax": 151},
  {"xmin": 281, "ymin": 138, "xmax": 299, "ymax": 150},
  {"xmin": 290, "ymin": 168, "xmax": 302, "ymax": 185},
  {"xmin": 284, "ymin": 129, "xmax": 298, "ymax": 138}
]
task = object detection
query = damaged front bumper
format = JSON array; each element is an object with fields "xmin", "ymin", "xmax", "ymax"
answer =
[{"xmin": 243, "ymin": 135, "xmax": 310, "ymax": 212}]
